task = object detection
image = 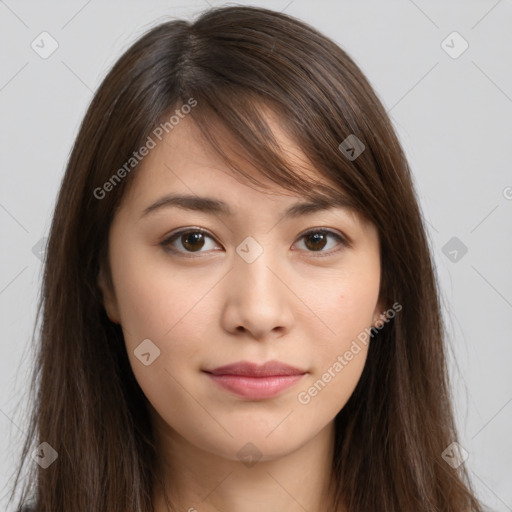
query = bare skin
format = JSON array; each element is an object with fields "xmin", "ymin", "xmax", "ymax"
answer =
[{"xmin": 99, "ymin": 111, "xmax": 384, "ymax": 512}]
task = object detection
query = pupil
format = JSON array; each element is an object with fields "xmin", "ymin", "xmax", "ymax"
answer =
[
  {"xmin": 305, "ymin": 233, "xmax": 326, "ymax": 251},
  {"xmin": 183, "ymin": 232, "xmax": 205, "ymax": 251}
]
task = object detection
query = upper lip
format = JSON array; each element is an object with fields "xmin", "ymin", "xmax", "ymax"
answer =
[{"xmin": 205, "ymin": 361, "xmax": 307, "ymax": 377}]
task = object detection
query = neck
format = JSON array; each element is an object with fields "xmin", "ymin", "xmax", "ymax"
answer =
[{"xmin": 151, "ymin": 417, "xmax": 338, "ymax": 512}]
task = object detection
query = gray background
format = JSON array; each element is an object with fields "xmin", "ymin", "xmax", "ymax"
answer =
[{"xmin": 1, "ymin": 0, "xmax": 511, "ymax": 510}]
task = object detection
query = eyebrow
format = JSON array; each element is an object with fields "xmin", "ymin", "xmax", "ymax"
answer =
[{"xmin": 139, "ymin": 193, "xmax": 354, "ymax": 220}]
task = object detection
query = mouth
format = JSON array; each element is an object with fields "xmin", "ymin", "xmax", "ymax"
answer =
[{"xmin": 203, "ymin": 360, "xmax": 307, "ymax": 400}]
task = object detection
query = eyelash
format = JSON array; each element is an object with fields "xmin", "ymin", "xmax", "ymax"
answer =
[{"xmin": 160, "ymin": 227, "xmax": 350, "ymax": 258}]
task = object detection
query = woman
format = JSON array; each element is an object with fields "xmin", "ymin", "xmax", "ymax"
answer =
[{"xmin": 10, "ymin": 5, "xmax": 487, "ymax": 511}]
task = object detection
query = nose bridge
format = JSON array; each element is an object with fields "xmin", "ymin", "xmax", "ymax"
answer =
[
  {"xmin": 233, "ymin": 234, "xmax": 280, "ymax": 295},
  {"xmin": 221, "ymin": 234, "xmax": 293, "ymax": 338}
]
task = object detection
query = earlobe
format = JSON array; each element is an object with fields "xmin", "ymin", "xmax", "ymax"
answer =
[
  {"xmin": 97, "ymin": 263, "xmax": 120, "ymax": 324},
  {"xmin": 371, "ymin": 297, "xmax": 388, "ymax": 328},
  {"xmin": 106, "ymin": 311, "xmax": 118, "ymax": 324}
]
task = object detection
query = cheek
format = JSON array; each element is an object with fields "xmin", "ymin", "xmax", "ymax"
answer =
[
  {"xmin": 111, "ymin": 258, "xmax": 213, "ymax": 421},
  {"xmin": 296, "ymin": 257, "xmax": 380, "ymax": 407},
  {"xmin": 110, "ymin": 239, "xmax": 218, "ymax": 348},
  {"xmin": 308, "ymin": 259, "xmax": 380, "ymax": 349},
  {"xmin": 110, "ymin": 252, "xmax": 227, "ymax": 417}
]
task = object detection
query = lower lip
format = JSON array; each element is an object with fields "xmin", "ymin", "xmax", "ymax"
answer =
[{"xmin": 205, "ymin": 373, "xmax": 305, "ymax": 400}]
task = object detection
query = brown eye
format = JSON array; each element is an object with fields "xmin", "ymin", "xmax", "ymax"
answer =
[
  {"xmin": 161, "ymin": 229, "xmax": 219, "ymax": 255},
  {"xmin": 295, "ymin": 229, "xmax": 348, "ymax": 255},
  {"xmin": 181, "ymin": 231, "xmax": 206, "ymax": 251},
  {"xmin": 160, "ymin": 227, "xmax": 348, "ymax": 258},
  {"xmin": 304, "ymin": 232, "xmax": 328, "ymax": 251}
]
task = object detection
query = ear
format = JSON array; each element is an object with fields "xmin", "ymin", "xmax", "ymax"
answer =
[
  {"xmin": 371, "ymin": 296, "xmax": 389, "ymax": 328},
  {"xmin": 97, "ymin": 262, "xmax": 120, "ymax": 324}
]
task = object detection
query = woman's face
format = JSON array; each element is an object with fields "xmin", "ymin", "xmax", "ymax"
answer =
[{"xmin": 99, "ymin": 112, "xmax": 384, "ymax": 464}]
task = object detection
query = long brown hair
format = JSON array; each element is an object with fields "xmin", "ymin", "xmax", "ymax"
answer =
[{"xmin": 9, "ymin": 5, "xmax": 486, "ymax": 511}]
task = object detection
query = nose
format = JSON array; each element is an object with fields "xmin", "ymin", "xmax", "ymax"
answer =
[{"xmin": 220, "ymin": 244, "xmax": 295, "ymax": 341}]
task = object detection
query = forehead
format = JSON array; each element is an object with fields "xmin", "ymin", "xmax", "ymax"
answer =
[
  {"xmin": 116, "ymin": 109, "xmax": 366, "ymax": 230},
  {"xmin": 122, "ymin": 111, "xmax": 327, "ymax": 203}
]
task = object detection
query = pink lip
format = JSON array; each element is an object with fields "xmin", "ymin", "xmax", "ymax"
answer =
[{"xmin": 204, "ymin": 361, "xmax": 307, "ymax": 400}]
